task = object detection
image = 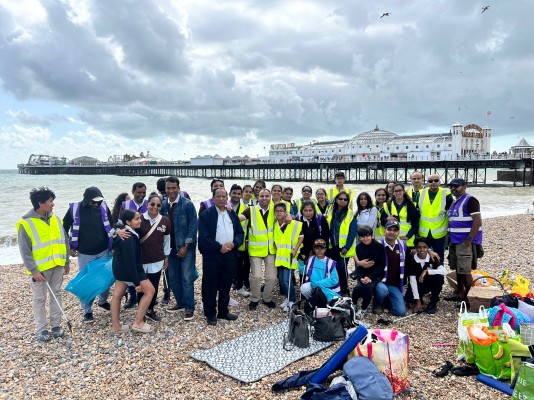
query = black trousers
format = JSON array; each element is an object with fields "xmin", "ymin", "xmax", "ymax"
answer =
[
  {"xmin": 351, "ymin": 281, "xmax": 378, "ymax": 310},
  {"xmin": 202, "ymin": 251, "xmax": 238, "ymax": 318},
  {"xmin": 405, "ymin": 274, "xmax": 445, "ymax": 304},
  {"xmin": 328, "ymin": 247, "xmax": 350, "ymax": 296},
  {"xmin": 137, "ymin": 270, "xmax": 161, "ymax": 311},
  {"xmin": 235, "ymin": 250, "xmax": 251, "ymax": 290}
]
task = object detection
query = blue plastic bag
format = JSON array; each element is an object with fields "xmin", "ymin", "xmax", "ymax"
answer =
[{"xmin": 66, "ymin": 257, "xmax": 115, "ymax": 304}]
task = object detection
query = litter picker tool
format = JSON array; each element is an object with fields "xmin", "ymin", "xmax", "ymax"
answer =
[
  {"xmin": 45, "ymin": 281, "xmax": 74, "ymax": 336},
  {"xmin": 377, "ymin": 310, "xmax": 423, "ymax": 326},
  {"xmin": 283, "ymin": 254, "xmax": 294, "ymax": 348}
]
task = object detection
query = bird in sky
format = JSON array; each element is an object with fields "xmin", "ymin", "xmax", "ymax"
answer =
[
  {"xmin": 380, "ymin": 12, "xmax": 390, "ymax": 18},
  {"xmin": 482, "ymin": 6, "xmax": 490, "ymax": 13}
]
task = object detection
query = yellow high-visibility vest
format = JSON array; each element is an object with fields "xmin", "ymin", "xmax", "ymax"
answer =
[
  {"xmin": 327, "ymin": 210, "xmax": 356, "ymax": 257},
  {"xmin": 374, "ymin": 205, "xmax": 389, "ymax": 241},
  {"xmin": 273, "ymin": 220, "xmax": 302, "ymax": 269},
  {"xmin": 418, "ymin": 187, "xmax": 449, "ymax": 239},
  {"xmin": 406, "ymin": 187, "xmax": 422, "ymax": 204},
  {"xmin": 384, "ymin": 202, "xmax": 415, "ymax": 246},
  {"xmin": 248, "ymin": 206, "xmax": 276, "ymax": 257},
  {"xmin": 16, "ymin": 215, "xmax": 67, "ymax": 275},
  {"xmin": 327, "ymin": 187, "xmax": 354, "ymax": 209},
  {"xmin": 270, "ymin": 199, "xmax": 291, "ymax": 213}
]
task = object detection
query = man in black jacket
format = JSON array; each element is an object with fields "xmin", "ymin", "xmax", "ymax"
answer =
[
  {"xmin": 198, "ymin": 189, "xmax": 244, "ymax": 326},
  {"xmin": 63, "ymin": 187, "xmax": 113, "ymax": 323}
]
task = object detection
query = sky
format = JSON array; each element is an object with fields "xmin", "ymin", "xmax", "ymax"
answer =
[{"xmin": 0, "ymin": 0, "xmax": 533, "ymax": 168}]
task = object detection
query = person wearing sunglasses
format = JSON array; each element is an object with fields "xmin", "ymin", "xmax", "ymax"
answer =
[
  {"xmin": 135, "ymin": 193, "xmax": 171, "ymax": 322},
  {"xmin": 417, "ymin": 174, "xmax": 453, "ymax": 263},
  {"xmin": 63, "ymin": 186, "xmax": 113, "ymax": 323},
  {"xmin": 446, "ymin": 178, "xmax": 483, "ymax": 303},
  {"xmin": 381, "ymin": 184, "xmax": 420, "ymax": 247},
  {"xmin": 326, "ymin": 191, "xmax": 358, "ymax": 296}
]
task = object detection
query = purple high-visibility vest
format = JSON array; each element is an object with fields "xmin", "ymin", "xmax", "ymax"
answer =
[
  {"xmin": 69, "ymin": 201, "xmax": 112, "ymax": 251},
  {"xmin": 121, "ymin": 199, "xmax": 148, "ymax": 213},
  {"xmin": 201, "ymin": 198, "xmax": 215, "ymax": 210},
  {"xmin": 304, "ymin": 256, "xmax": 341, "ymax": 294},
  {"xmin": 296, "ymin": 214, "xmax": 324, "ymax": 235},
  {"xmin": 381, "ymin": 238, "xmax": 406, "ymax": 292},
  {"xmin": 447, "ymin": 194, "xmax": 483, "ymax": 245}
]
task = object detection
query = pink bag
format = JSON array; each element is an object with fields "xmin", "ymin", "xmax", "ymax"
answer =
[{"xmin": 350, "ymin": 329, "xmax": 410, "ymax": 394}]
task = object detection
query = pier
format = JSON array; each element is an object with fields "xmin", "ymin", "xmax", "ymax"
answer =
[{"xmin": 17, "ymin": 156, "xmax": 534, "ymax": 186}]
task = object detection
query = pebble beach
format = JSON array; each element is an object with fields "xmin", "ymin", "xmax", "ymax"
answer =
[{"xmin": 1, "ymin": 214, "xmax": 532, "ymax": 400}]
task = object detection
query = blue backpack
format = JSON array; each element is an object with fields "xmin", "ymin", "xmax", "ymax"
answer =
[{"xmin": 343, "ymin": 356, "xmax": 393, "ymax": 400}]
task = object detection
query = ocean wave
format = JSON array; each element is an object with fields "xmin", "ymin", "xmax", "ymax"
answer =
[{"xmin": 0, "ymin": 234, "xmax": 17, "ymax": 248}]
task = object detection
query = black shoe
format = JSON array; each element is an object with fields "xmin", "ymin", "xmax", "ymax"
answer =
[
  {"xmin": 248, "ymin": 301, "xmax": 259, "ymax": 311},
  {"xmin": 161, "ymin": 295, "xmax": 170, "ymax": 305},
  {"xmin": 123, "ymin": 297, "xmax": 136, "ymax": 309},
  {"xmin": 218, "ymin": 313, "xmax": 238, "ymax": 321},
  {"xmin": 207, "ymin": 316, "xmax": 217, "ymax": 326},
  {"xmin": 37, "ymin": 330, "xmax": 51, "ymax": 342},
  {"xmin": 83, "ymin": 312, "xmax": 95, "ymax": 324},
  {"xmin": 52, "ymin": 326, "xmax": 64, "ymax": 338},
  {"xmin": 372, "ymin": 305, "xmax": 384, "ymax": 314},
  {"xmin": 98, "ymin": 302, "xmax": 111, "ymax": 312},
  {"xmin": 145, "ymin": 310, "xmax": 162, "ymax": 322},
  {"xmin": 263, "ymin": 300, "xmax": 276, "ymax": 309},
  {"xmin": 425, "ymin": 303, "xmax": 438, "ymax": 314}
]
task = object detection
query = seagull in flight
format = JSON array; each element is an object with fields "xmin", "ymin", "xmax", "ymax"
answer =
[
  {"xmin": 380, "ymin": 12, "xmax": 390, "ymax": 18},
  {"xmin": 482, "ymin": 6, "xmax": 490, "ymax": 13}
]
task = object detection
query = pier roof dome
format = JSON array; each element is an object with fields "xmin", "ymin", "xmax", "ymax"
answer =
[{"xmin": 348, "ymin": 125, "xmax": 398, "ymax": 145}]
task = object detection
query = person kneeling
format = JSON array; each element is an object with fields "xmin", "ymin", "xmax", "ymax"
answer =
[
  {"xmin": 351, "ymin": 226, "xmax": 385, "ymax": 319},
  {"xmin": 299, "ymin": 239, "xmax": 341, "ymax": 313},
  {"xmin": 111, "ymin": 210, "xmax": 155, "ymax": 334},
  {"xmin": 406, "ymin": 237, "xmax": 445, "ymax": 314}
]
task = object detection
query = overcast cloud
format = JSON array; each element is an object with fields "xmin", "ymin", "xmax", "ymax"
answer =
[{"xmin": 0, "ymin": 0, "xmax": 533, "ymax": 168}]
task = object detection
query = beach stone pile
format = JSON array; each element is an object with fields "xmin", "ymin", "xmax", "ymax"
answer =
[{"xmin": 1, "ymin": 214, "xmax": 531, "ymax": 399}]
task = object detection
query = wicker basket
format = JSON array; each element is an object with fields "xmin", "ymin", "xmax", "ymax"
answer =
[{"xmin": 467, "ymin": 275, "xmax": 506, "ymax": 309}]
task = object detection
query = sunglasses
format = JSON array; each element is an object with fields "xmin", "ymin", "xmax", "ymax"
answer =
[
  {"xmin": 149, "ymin": 202, "xmax": 162, "ymax": 208},
  {"xmin": 427, "ymin": 179, "xmax": 440, "ymax": 183},
  {"xmin": 302, "ymin": 189, "xmax": 312, "ymax": 193},
  {"xmin": 337, "ymin": 198, "xmax": 349, "ymax": 202}
]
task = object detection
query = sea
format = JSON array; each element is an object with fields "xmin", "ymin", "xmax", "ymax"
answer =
[{"xmin": 2, "ymin": 169, "xmax": 533, "ymax": 266}]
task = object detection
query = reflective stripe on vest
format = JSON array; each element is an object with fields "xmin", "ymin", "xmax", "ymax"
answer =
[
  {"xmin": 123, "ymin": 199, "xmax": 148, "ymax": 213},
  {"xmin": 418, "ymin": 188, "xmax": 449, "ymax": 239},
  {"xmin": 17, "ymin": 215, "xmax": 67, "ymax": 274},
  {"xmin": 385, "ymin": 202, "xmax": 415, "ymax": 247},
  {"xmin": 327, "ymin": 210, "xmax": 356, "ymax": 257},
  {"xmin": 248, "ymin": 206, "xmax": 275, "ymax": 257},
  {"xmin": 236, "ymin": 202, "xmax": 249, "ymax": 251},
  {"xmin": 202, "ymin": 199, "xmax": 215, "ymax": 210},
  {"xmin": 447, "ymin": 194, "xmax": 483, "ymax": 244},
  {"xmin": 274, "ymin": 220, "xmax": 302, "ymax": 269},
  {"xmin": 69, "ymin": 201, "xmax": 112, "ymax": 250}
]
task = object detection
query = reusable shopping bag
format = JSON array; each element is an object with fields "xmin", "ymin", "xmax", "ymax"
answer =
[
  {"xmin": 457, "ymin": 301, "xmax": 488, "ymax": 364},
  {"xmin": 350, "ymin": 329, "xmax": 410, "ymax": 394},
  {"xmin": 512, "ymin": 362, "xmax": 534, "ymax": 400},
  {"xmin": 467, "ymin": 325, "xmax": 511, "ymax": 380},
  {"xmin": 65, "ymin": 256, "xmax": 114, "ymax": 304}
]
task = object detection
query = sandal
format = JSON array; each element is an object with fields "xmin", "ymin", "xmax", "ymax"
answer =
[
  {"xmin": 132, "ymin": 322, "xmax": 153, "ymax": 334},
  {"xmin": 111, "ymin": 324, "xmax": 130, "ymax": 335},
  {"xmin": 432, "ymin": 361, "xmax": 454, "ymax": 378},
  {"xmin": 450, "ymin": 365, "xmax": 479, "ymax": 376}
]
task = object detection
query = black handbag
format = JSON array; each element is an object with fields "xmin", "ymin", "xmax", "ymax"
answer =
[
  {"xmin": 304, "ymin": 286, "xmax": 328, "ymax": 315},
  {"xmin": 310, "ymin": 314, "xmax": 345, "ymax": 342},
  {"xmin": 490, "ymin": 294, "xmax": 519, "ymax": 308},
  {"xmin": 284, "ymin": 305, "xmax": 310, "ymax": 350}
]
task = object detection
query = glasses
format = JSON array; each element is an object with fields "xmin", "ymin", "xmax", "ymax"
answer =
[
  {"xmin": 149, "ymin": 202, "xmax": 162, "ymax": 208},
  {"xmin": 427, "ymin": 179, "xmax": 440, "ymax": 183},
  {"xmin": 302, "ymin": 189, "xmax": 312, "ymax": 193},
  {"xmin": 337, "ymin": 198, "xmax": 349, "ymax": 202},
  {"xmin": 393, "ymin": 189, "xmax": 403, "ymax": 193}
]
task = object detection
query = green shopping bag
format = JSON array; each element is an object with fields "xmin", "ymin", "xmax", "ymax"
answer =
[
  {"xmin": 468, "ymin": 325, "xmax": 511, "ymax": 380},
  {"xmin": 488, "ymin": 323, "xmax": 528, "ymax": 380},
  {"xmin": 512, "ymin": 362, "xmax": 534, "ymax": 400},
  {"xmin": 458, "ymin": 302, "xmax": 488, "ymax": 364}
]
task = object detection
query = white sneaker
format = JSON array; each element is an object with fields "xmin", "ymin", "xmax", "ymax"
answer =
[
  {"xmin": 355, "ymin": 308, "xmax": 368, "ymax": 319},
  {"xmin": 282, "ymin": 302, "xmax": 294, "ymax": 313},
  {"xmin": 280, "ymin": 298, "xmax": 289, "ymax": 309},
  {"xmin": 228, "ymin": 297, "xmax": 239, "ymax": 307},
  {"xmin": 236, "ymin": 287, "xmax": 250, "ymax": 297}
]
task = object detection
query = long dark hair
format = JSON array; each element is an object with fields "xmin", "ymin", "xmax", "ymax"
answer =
[
  {"xmin": 387, "ymin": 183, "xmax": 419, "ymax": 222},
  {"xmin": 356, "ymin": 192, "xmax": 373, "ymax": 216},
  {"xmin": 332, "ymin": 191, "xmax": 349, "ymax": 218},
  {"xmin": 299, "ymin": 200, "xmax": 317, "ymax": 220},
  {"xmin": 374, "ymin": 188, "xmax": 388, "ymax": 208},
  {"xmin": 112, "ymin": 192, "xmax": 129, "ymax": 224}
]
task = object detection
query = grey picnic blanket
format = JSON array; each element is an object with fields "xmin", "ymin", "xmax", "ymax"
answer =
[{"xmin": 190, "ymin": 320, "xmax": 333, "ymax": 383}]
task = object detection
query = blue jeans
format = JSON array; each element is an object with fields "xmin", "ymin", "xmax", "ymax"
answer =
[
  {"xmin": 168, "ymin": 248, "xmax": 196, "ymax": 312},
  {"xmin": 374, "ymin": 283, "xmax": 406, "ymax": 316},
  {"xmin": 77, "ymin": 249, "xmax": 111, "ymax": 314},
  {"xmin": 277, "ymin": 267, "xmax": 295, "ymax": 303}
]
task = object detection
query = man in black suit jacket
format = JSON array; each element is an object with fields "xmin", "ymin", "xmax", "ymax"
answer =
[{"xmin": 198, "ymin": 188, "xmax": 244, "ymax": 326}]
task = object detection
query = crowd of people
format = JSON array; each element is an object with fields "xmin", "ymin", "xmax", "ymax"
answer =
[{"xmin": 17, "ymin": 170, "xmax": 483, "ymax": 340}]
